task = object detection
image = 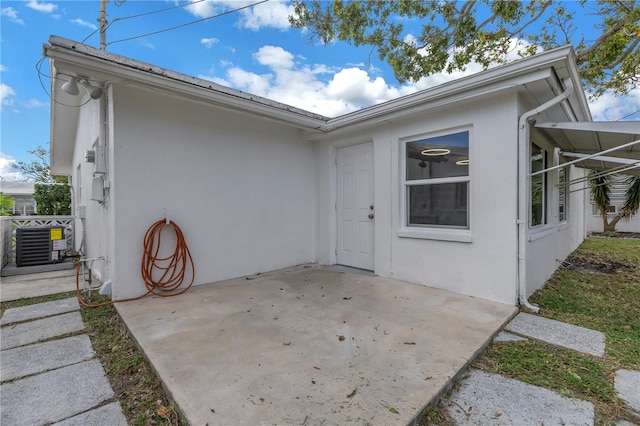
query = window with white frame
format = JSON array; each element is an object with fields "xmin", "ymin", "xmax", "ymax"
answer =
[
  {"xmin": 592, "ymin": 204, "xmax": 616, "ymax": 215},
  {"xmin": 531, "ymin": 142, "xmax": 547, "ymax": 227},
  {"xmin": 403, "ymin": 131, "xmax": 470, "ymax": 229},
  {"xmin": 558, "ymin": 166, "xmax": 568, "ymax": 222}
]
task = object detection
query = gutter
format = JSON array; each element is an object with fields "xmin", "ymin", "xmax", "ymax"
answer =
[{"xmin": 517, "ymin": 78, "xmax": 574, "ymax": 313}]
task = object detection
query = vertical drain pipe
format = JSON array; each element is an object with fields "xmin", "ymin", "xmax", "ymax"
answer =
[{"xmin": 517, "ymin": 79, "xmax": 574, "ymax": 313}]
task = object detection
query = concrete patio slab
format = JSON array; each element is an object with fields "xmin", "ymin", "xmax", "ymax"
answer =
[
  {"xmin": 615, "ymin": 369, "xmax": 640, "ymax": 413},
  {"xmin": 505, "ymin": 312, "xmax": 605, "ymax": 356},
  {"xmin": 0, "ymin": 269, "xmax": 76, "ymax": 302},
  {"xmin": 1, "ymin": 297, "xmax": 79, "ymax": 325},
  {"xmin": 0, "ymin": 311, "xmax": 85, "ymax": 350},
  {"xmin": 117, "ymin": 264, "xmax": 516, "ymax": 426},
  {"xmin": 0, "ymin": 335, "xmax": 94, "ymax": 382},
  {"xmin": 52, "ymin": 401, "xmax": 128, "ymax": 426},
  {"xmin": 0, "ymin": 359, "xmax": 114, "ymax": 426},
  {"xmin": 447, "ymin": 369, "xmax": 595, "ymax": 425}
]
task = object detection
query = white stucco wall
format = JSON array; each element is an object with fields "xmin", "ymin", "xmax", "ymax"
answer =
[
  {"xmin": 70, "ymin": 94, "xmax": 110, "ymax": 284},
  {"xmin": 524, "ymin": 124, "xmax": 586, "ymax": 297},
  {"xmin": 69, "ymin": 78, "xmax": 588, "ymax": 306},
  {"xmin": 586, "ymin": 211, "xmax": 640, "ymax": 233},
  {"xmin": 109, "ymin": 85, "xmax": 316, "ymax": 299},
  {"xmin": 315, "ymin": 93, "xmax": 521, "ymax": 305}
]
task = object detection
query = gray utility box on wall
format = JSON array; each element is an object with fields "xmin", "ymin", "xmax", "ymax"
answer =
[{"xmin": 16, "ymin": 226, "xmax": 66, "ymax": 267}]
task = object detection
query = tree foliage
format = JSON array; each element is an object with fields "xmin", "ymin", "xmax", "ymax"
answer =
[
  {"xmin": 290, "ymin": 0, "xmax": 640, "ymax": 97},
  {"xmin": 14, "ymin": 145, "xmax": 67, "ymax": 184},
  {"xmin": 0, "ymin": 193, "xmax": 14, "ymax": 216},
  {"xmin": 34, "ymin": 183, "xmax": 71, "ymax": 216},
  {"xmin": 588, "ymin": 171, "xmax": 640, "ymax": 232}
]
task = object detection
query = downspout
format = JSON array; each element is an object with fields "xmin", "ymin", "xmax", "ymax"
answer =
[{"xmin": 517, "ymin": 78, "xmax": 574, "ymax": 313}]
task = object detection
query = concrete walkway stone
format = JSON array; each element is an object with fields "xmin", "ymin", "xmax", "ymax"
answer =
[
  {"xmin": 505, "ymin": 312, "xmax": 605, "ymax": 356},
  {"xmin": 493, "ymin": 331, "xmax": 527, "ymax": 342},
  {"xmin": 0, "ymin": 269, "xmax": 76, "ymax": 302},
  {"xmin": 0, "ymin": 311, "xmax": 85, "ymax": 350},
  {"xmin": 52, "ymin": 401, "xmax": 128, "ymax": 426},
  {"xmin": 448, "ymin": 369, "xmax": 595, "ymax": 425},
  {"xmin": 1, "ymin": 297, "xmax": 79, "ymax": 325},
  {"xmin": 615, "ymin": 369, "xmax": 640, "ymax": 413},
  {"xmin": 0, "ymin": 335, "xmax": 94, "ymax": 382},
  {"xmin": 0, "ymin": 359, "xmax": 115, "ymax": 426}
]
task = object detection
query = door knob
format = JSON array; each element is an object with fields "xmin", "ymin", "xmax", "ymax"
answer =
[{"xmin": 368, "ymin": 213, "xmax": 374, "ymax": 219}]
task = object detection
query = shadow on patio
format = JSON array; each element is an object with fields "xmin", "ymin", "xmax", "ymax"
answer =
[{"xmin": 116, "ymin": 264, "xmax": 516, "ymax": 425}]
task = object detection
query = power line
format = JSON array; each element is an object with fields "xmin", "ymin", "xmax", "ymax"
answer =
[
  {"xmin": 616, "ymin": 108, "xmax": 640, "ymax": 121},
  {"xmin": 107, "ymin": 0, "xmax": 269, "ymax": 46},
  {"xmin": 80, "ymin": 0, "xmax": 208, "ymax": 45}
]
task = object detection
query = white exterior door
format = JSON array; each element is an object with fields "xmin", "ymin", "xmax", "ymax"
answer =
[{"xmin": 337, "ymin": 142, "xmax": 374, "ymax": 270}]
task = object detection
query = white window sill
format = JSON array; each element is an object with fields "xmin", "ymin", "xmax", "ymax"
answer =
[
  {"xmin": 528, "ymin": 225, "xmax": 555, "ymax": 241},
  {"xmin": 558, "ymin": 221, "xmax": 569, "ymax": 231},
  {"xmin": 398, "ymin": 227, "xmax": 472, "ymax": 243}
]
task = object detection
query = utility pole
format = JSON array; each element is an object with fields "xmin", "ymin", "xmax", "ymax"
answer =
[{"xmin": 99, "ymin": 0, "xmax": 108, "ymax": 50}]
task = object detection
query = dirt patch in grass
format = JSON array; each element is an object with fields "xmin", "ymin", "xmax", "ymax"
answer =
[{"xmin": 590, "ymin": 232, "xmax": 640, "ymax": 239}]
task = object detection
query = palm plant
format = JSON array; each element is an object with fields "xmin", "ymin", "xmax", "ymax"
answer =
[{"xmin": 589, "ymin": 170, "xmax": 640, "ymax": 233}]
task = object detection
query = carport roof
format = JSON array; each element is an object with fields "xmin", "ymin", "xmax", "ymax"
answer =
[{"xmin": 535, "ymin": 121, "xmax": 640, "ymax": 176}]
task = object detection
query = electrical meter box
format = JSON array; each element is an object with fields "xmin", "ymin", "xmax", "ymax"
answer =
[{"xmin": 15, "ymin": 226, "xmax": 66, "ymax": 267}]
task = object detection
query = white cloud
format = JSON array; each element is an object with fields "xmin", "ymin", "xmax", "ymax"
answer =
[
  {"xmin": 0, "ymin": 153, "xmax": 23, "ymax": 181},
  {"xmin": 410, "ymin": 38, "xmax": 537, "ymax": 90},
  {"xmin": 26, "ymin": 0, "xmax": 57, "ymax": 13},
  {"xmin": 185, "ymin": 0, "xmax": 217, "ymax": 18},
  {"xmin": 184, "ymin": 0, "xmax": 292, "ymax": 30},
  {"xmin": 589, "ymin": 88, "xmax": 640, "ymax": 121},
  {"xmin": 1, "ymin": 7, "xmax": 24, "ymax": 24},
  {"xmin": 71, "ymin": 18, "xmax": 97, "ymax": 30},
  {"xmin": 226, "ymin": 67, "xmax": 273, "ymax": 95},
  {"xmin": 0, "ymin": 64, "xmax": 7, "ymax": 72},
  {"xmin": 239, "ymin": 0, "xmax": 294, "ymax": 31},
  {"xmin": 0, "ymin": 83, "xmax": 16, "ymax": 111},
  {"xmin": 203, "ymin": 38, "xmax": 639, "ymax": 121},
  {"xmin": 215, "ymin": 45, "xmax": 412, "ymax": 117},
  {"xmin": 21, "ymin": 99, "xmax": 47, "ymax": 109},
  {"xmin": 139, "ymin": 39, "xmax": 156, "ymax": 50},
  {"xmin": 254, "ymin": 45, "xmax": 294, "ymax": 69},
  {"xmin": 201, "ymin": 37, "xmax": 219, "ymax": 48}
]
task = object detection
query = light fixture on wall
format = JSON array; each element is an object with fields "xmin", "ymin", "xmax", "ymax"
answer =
[
  {"xmin": 421, "ymin": 148, "xmax": 450, "ymax": 156},
  {"xmin": 61, "ymin": 76, "xmax": 104, "ymax": 99},
  {"xmin": 80, "ymin": 80, "xmax": 104, "ymax": 99},
  {"xmin": 61, "ymin": 77, "xmax": 80, "ymax": 96}
]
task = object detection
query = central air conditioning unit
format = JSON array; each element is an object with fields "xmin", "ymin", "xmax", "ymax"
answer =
[{"xmin": 15, "ymin": 226, "xmax": 67, "ymax": 267}]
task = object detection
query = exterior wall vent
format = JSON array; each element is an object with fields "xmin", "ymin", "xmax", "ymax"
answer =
[{"xmin": 85, "ymin": 150, "xmax": 96, "ymax": 163}]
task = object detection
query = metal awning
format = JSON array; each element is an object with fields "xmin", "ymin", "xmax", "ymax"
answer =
[{"xmin": 535, "ymin": 121, "xmax": 640, "ymax": 176}]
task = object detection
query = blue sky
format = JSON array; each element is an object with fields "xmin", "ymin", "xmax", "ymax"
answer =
[{"xmin": 1, "ymin": 0, "xmax": 639, "ymax": 180}]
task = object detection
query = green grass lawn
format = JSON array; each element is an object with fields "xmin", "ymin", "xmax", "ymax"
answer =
[{"xmin": 475, "ymin": 237, "xmax": 640, "ymax": 425}]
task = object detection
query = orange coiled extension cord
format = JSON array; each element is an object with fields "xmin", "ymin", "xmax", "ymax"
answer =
[{"xmin": 76, "ymin": 219, "xmax": 195, "ymax": 308}]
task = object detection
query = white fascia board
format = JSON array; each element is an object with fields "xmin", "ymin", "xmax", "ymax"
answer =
[{"xmin": 45, "ymin": 37, "xmax": 329, "ymax": 131}]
